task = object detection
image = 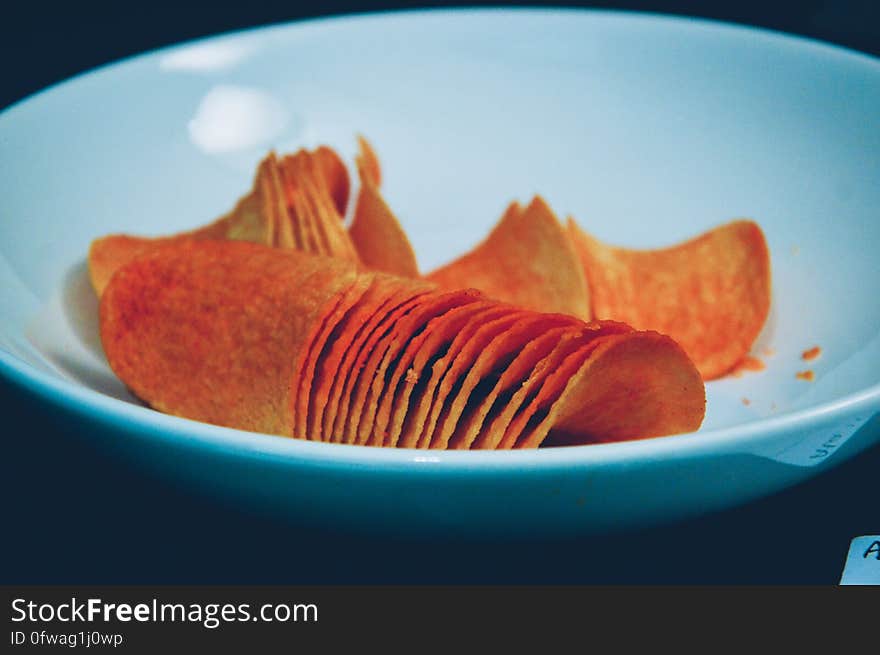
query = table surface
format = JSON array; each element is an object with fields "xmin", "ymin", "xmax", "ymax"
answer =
[{"xmin": 1, "ymin": 1, "xmax": 878, "ymax": 585}]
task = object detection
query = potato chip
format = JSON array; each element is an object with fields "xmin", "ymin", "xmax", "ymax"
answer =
[
  {"xmin": 380, "ymin": 306, "xmax": 525, "ymax": 448},
  {"xmin": 426, "ymin": 196, "xmax": 590, "ymax": 319},
  {"xmin": 445, "ymin": 312, "xmax": 597, "ymax": 450},
  {"xmin": 487, "ymin": 324, "xmax": 633, "ymax": 450},
  {"xmin": 293, "ymin": 274, "xmax": 374, "ymax": 440},
  {"xmin": 355, "ymin": 134, "xmax": 382, "ymax": 187},
  {"xmin": 88, "ymin": 146, "xmax": 355, "ymax": 296},
  {"xmin": 311, "ymin": 273, "xmax": 435, "ymax": 443},
  {"xmin": 395, "ymin": 301, "xmax": 507, "ymax": 448},
  {"xmin": 348, "ymin": 139, "xmax": 420, "ymax": 277},
  {"xmin": 100, "ymin": 241, "xmax": 357, "ymax": 436},
  {"xmin": 541, "ymin": 331, "xmax": 706, "ymax": 446},
  {"xmin": 503, "ymin": 336, "xmax": 618, "ymax": 449},
  {"xmin": 356, "ymin": 290, "xmax": 483, "ymax": 446},
  {"xmin": 314, "ymin": 145, "xmax": 351, "ymax": 216},
  {"xmin": 410, "ymin": 303, "xmax": 519, "ymax": 449},
  {"xmin": 279, "ymin": 152, "xmax": 360, "ymax": 263},
  {"xmin": 89, "ymin": 234, "xmax": 182, "ymax": 298},
  {"xmin": 467, "ymin": 325, "xmax": 575, "ymax": 450},
  {"xmin": 567, "ymin": 217, "xmax": 771, "ymax": 379},
  {"xmin": 334, "ymin": 289, "xmax": 433, "ymax": 444},
  {"xmin": 428, "ymin": 311, "xmax": 541, "ymax": 450}
]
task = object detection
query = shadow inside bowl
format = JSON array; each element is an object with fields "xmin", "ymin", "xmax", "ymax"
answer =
[{"xmin": 25, "ymin": 259, "xmax": 140, "ymax": 404}]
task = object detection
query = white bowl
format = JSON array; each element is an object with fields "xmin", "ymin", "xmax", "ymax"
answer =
[{"xmin": 1, "ymin": 8, "xmax": 879, "ymax": 536}]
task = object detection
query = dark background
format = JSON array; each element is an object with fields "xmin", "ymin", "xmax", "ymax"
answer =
[{"xmin": 1, "ymin": 2, "xmax": 878, "ymax": 584}]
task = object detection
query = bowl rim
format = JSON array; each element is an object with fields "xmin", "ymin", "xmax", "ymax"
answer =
[{"xmin": 1, "ymin": 7, "xmax": 879, "ymax": 471}]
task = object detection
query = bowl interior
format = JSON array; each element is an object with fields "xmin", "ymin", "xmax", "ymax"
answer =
[{"xmin": 1, "ymin": 9, "xmax": 879, "ymax": 444}]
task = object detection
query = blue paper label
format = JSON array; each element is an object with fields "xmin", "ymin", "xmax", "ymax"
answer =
[{"xmin": 839, "ymin": 536, "xmax": 880, "ymax": 585}]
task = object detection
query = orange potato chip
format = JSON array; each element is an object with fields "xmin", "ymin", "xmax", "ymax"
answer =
[
  {"xmin": 410, "ymin": 303, "xmax": 518, "ymax": 449},
  {"xmin": 567, "ymin": 217, "xmax": 771, "ymax": 380},
  {"xmin": 426, "ymin": 196, "xmax": 590, "ymax": 319},
  {"xmin": 89, "ymin": 234, "xmax": 183, "ymax": 298},
  {"xmin": 311, "ymin": 273, "xmax": 435, "ymax": 443},
  {"xmin": 357, "ymin": 290, "xmax": 483, "ymax": 446},
  {"xmin": 279, "ymin": 152, "xmax": 360, "ymax": 263},
  {"xmin": 333, "ymin": 288, "xmax": 433, "ymax": 444},
  {"xmin": 89, "ymin": 146, "xmax": 357, "ymax": 296},
  {"xmin": 503, "ymin": 336, "xmax": 616, "ymax": 449},
  {"xmin": 355, "ymin": 134, "xmax": 382, "ymax": 188},
  {"xmin": 394, "ymin": 301, "xmax": 507, "ymax": 448},
  {"xmin": 88, "ymin": 153, "xmax": 283, "ymax": 296},
  {"xmin": 314, "ymin": 145, "xmax": 351, "ymax": 216},
  {"xmin": 445, "ymin": 312, "xmax": 596, "ymax": 450},
  {"xmin": 428, "ymin": 311, "xmax": 540, "ymax": 450},
  {"xmin": 348, "ymin": 139, "xmax": 420, "ymax": 277},
  {"xmin": 488, "ymin": 324, "xmax": 634, "ymax": 450},
  {"xmin": 541, "ymin": 331, "xmax": 706, "ymax": 446},
  {"xmin": 100, "ymin": 241, "xmax": 357, "ymax": 436},
  {"xmin": 293, "ymin": 274, "xmax": 374, "ymax": 440},
  {"xmin": 467, "ymin": 325, "xmax": 576, "ymax": 450},
  {"xmin": 380, "ymin": 306, "xmax": 525, "ymax": 448}
]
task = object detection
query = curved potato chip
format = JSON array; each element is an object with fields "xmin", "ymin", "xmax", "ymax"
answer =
[
  {"xmin": 567, "ymin": 218, "xmax": 771, "ymax": 380},
  {"xmin": 335, "ymin": 289, "xmax": 432, "ymax": 444},
  {"xmin": 392, "ymin": 303, "xmax": 515, "ymax": 449},
  {"xmin": 467, "ymin": 325, "xmax": 574, "ymax": 450},
  {"xmin": 355, "ymin": 134, "xmax": 382, "ymax": 188},
  {"xmin": 428, "ymin": 311, "xmax": 531, "ymax": 450},
  {"xmin": 445, "ymin": 312, "xmax": 590, "ymax": 450},
  {"xmin": 357, "ymin": 290, "xmax": 483, "ymax": 446},
  {"xmin": 542, "ymin": 331, "xmax": 706, "ymax": 446},
  {"xmin": 503, "ymin": 337, "xmax": 613, "ymax": 449},
  {"xmin": 88, "ymin": 146, "xmax": 355, "ymax": 296},
  {"xmin": 314, "ymin": 145, "xmax": 351, "ymax": 216},
  {"xmin": 489, "ymin": 324, "xmax": 633, "ymax": 450},
  {"xmin": 279, "ymin": 152, "xmax": 360, "ymax": 263},
  {"xmin": 348, "ymin": 140, "xmax": 420, "ymax": 277},
  {"xmin": 100, "ymin": 241, "xmax": 357, "ymax": 436},
  {"xmin": 381, "ymin": 307, "xmax": 523, "ymax": 448},
  {"xmin": 89, "ymin": 233, "xmax": 184, "ymax": 298},
  {"xmin": 412, "ymin": 303, "xmax": 516, "ymax": 449},
  {"xmin": 311, "ymin": 274, "xmax": 435, "ymax": 443},
  {"xmin": 295, "ymin": 275, "xmax": 374, "ymax": 440},
  {"xmin": 426, "ymin": 196, "xmax": 590, "ymax": 319}
]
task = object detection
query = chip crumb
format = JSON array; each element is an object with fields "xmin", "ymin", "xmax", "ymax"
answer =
[
  {"xmin": 405, "ymin": 367, "xmax": 419, "ymax": 384},
  {"xmin": 761, "ymin": 346, "xmax": 775, "ymax": 357},
  {"xmin": 796, "ymin": 369, "xmax": 815, "ymax": 382},
  {"xmin": 741, "ymin": 397, "xmax": 750, "ymax": 406},
  {"xmin": 801, "ymin": 345, "xmax": 822, "ymax": 361}
]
